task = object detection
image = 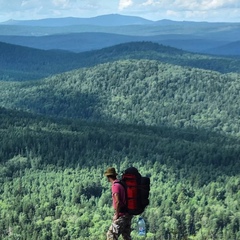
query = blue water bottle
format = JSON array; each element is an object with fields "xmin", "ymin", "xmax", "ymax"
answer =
[{"xmin": 138, "ymin": 217, "xmax": 146, "ymax": 236}]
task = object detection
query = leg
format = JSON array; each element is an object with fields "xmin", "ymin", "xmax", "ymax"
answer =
[
  {"xmin": 122, "ymin": 215, "xmax": 133, "ymax": 240},
  {"xmin": 107, "ymin": 219, "xmax": 121, "ymax": 240}
]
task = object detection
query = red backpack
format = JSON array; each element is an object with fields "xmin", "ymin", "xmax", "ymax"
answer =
[{"xmin": 118, "ymin": 167, "xmax": 150, "ymax": 215}]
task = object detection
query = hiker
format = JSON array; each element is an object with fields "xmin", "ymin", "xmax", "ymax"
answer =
[{"xmin": 104, "ymin": 167, "xmax": 133, "ymax": 240}]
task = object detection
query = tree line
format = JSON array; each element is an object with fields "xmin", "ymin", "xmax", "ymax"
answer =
[{"xmin": 1, "ymin": 41, "xmax": 239, "ymax": 81}]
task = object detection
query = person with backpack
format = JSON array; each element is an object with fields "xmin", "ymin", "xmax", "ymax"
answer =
[{"xmin": 104, "ymin": 167, "xmax": 133, "ymax": 240}]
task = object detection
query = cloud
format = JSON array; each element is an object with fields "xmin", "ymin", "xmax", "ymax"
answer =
[
  {"xmin": 0, "ymin": 0, "xmax": 97, "ymax": 20},
  {"xmin": 118, "ymin": 0, "xmax": 133, "ymax": 10},
  {"xmin": 142, "ymin": 0, "xmax": 154, "ymax": 6},
  {"xmin": 140, "ymin": 0, "xmax": 239, "ymax": 11},
  {"xmin": 20, "ymin": 0, "xmax": 46, "ymax": 10},
  {"xmin": 134, "ymin": 0, "xmax": 240, "ymax": 21},
  {"xmin": 0, "ymin": 0, "xmax": 239, "ymax": 22},
  {"xmin": 0, "ymin": 0, "xmax": 23, "ymax": 10},
  {"xmin": 52, "ymin": 0, "xmax": 73, "ymax": 8},
  {"xmin": 141, "ymin": 0, "xmax": 168, "ymax": 7}
]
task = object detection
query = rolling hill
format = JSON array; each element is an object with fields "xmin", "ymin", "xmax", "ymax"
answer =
[
  {"xmin": 0, "ymin": 14, "xmax": 240, "ymax": 55},
  {"xmin": 0, "ymin": 32, "xmax": 229, "ymax": 54},
  {"xmin": 1, "ymin": 41, "xmax": 240, "ymax": 81},
  {"xmin": 1, "ymin": 58, "xmax": 240, "ymax": 136},
  {"xmin": 204, "ymin": 40, "xmax": 240, "ymax": 56},
  {"xmin": 1, "ymin": 58, "xmax": 240, "ymax": 238}
]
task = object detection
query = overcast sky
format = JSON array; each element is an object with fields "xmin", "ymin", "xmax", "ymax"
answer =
[{"xmin": 0, "ymin": 0, "xmax": 239, "ymax": 22}]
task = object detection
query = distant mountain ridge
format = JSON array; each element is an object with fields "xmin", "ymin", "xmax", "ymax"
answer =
[
  {"xmin": 0, "ymin": 14, "xmax": 240, "ymax": 56},
  {"xmin": 204, "ymin": 41, "xmax": 240, "ymax": 56},
  {"xmin": 1, "ymin": 14, "xmax": 239, "ymax": 27},
  {"xmin": 1, "ymin": 14, "xmax": 153, "ymax": 26},
  {"xmin": 1, "ymin": 41, "xmax": 239, "ymax": 81},
  {"xmin": 0, "ymin": 32, "xmax": 235, "ymax": 55}
]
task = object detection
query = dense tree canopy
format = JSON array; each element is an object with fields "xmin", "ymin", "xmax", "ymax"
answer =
[
  {"xmin": 1, "ymin": 41, "xmax": 240, "ymax": 81},
  {"xmin": 0, "ymin": 41, "xmax": 240, "ymax": 239},
  {"xmin": 0, "ymin": 107, "xmax": 239, "ymax": 239},
  {"xmin": 1, "ymin": 59, "xmax": 240, "ymax": 136}
]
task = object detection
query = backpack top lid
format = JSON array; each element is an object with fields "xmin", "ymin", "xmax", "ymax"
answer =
[
  {"xmin": 122, "ymin": 167, "xmax": 142, "ymax": 185},
  {"xmin": 123, "ymin": 167, "xmax": 141, "ymax": 177}
]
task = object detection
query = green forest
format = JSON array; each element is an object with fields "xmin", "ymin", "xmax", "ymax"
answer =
[
  {"xmin": 1, "ymin": 59, "xmax": 240, "ymax": 135},
  {"xmin": 1, "ymin": 41, "xmax": 240, "ymax": 81},
  {"xmin": 0, "ymin": 42, "xmax": 240, "ymax": 239},
  {"xmin": 0, "ymin": 107, "xmax": 239, "ymax": 239}
]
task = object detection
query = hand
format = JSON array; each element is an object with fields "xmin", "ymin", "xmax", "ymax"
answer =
[{"xmin": 113, "ymin": 214, "xmax": 119, "ymax": 221}]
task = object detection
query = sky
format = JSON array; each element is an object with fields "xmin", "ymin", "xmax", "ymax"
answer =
[{"xmin": 0, "ymin": 0, "xmax": 239, "ymax": 23}]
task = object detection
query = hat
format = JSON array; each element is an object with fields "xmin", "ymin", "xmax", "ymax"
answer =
[{"xmin": 104, "ymin": 167, "xmax": 118, "ymax": 176}]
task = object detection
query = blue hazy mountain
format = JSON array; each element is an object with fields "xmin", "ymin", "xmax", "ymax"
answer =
[
  {"xmin": 0, "ymin": 14, "xmax": 239, "ymax": 55},
  {"xmin": 1, "ymin": 14, "xmax": 152, "ymax": 26}
]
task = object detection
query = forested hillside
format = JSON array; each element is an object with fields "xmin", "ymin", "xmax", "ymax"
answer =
[
  {"xmin": 1, "ymin": 41, "xmax": 240, "ymax": 81},
  {"xmin": 1, "ymin": 59, "xmax": 240, "ymax": 136},
  {"xmin": 0, "ymin": 106, "xmax": 239, "ymax": 239},
  {"xmin": 1, "ymin": 38, "xmax": 240, "ymax": 239}
]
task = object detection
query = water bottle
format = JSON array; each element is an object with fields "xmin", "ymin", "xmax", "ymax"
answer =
[{"xmin": 138, "ymin": 217, "xmax": 146, "ymax": 236}]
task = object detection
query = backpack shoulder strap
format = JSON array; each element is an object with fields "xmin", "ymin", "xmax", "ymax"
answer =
[{"xmin": 114, "ymin": 180, "xmax": 126, "ymax": 189}]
